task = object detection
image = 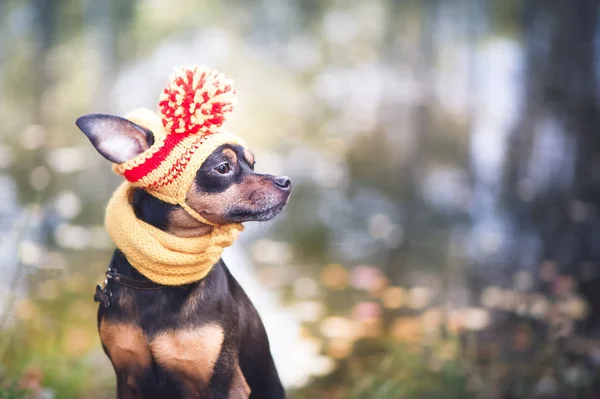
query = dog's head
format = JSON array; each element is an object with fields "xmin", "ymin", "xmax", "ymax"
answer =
[{"xmin": 76, "ymin": 114, "xmax": 291, "ymax": 225}]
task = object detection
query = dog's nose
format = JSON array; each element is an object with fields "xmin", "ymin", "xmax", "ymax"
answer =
[{"xmin": 274, "ymin": 176, "xmax": 292, "ymax": 191}]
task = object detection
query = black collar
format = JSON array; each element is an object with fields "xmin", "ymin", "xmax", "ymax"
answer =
[
  {"xmin": 94, "ymin": 267, "xmax": 166, "ymax": 307},
  {"xmin": 106, "ymin": 268, "xmax": 167, "ymax": 290}
]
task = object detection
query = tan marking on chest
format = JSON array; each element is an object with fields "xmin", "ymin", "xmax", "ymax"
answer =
[
  {"xmin": 150, "ymin": 324, "xmax": 224, "ymax": 394},
  {"xmin": 100, "ymin": 321, "xmax": 151, "ymax": 371},
  {"xmin": 229, "ymin": 365, "xmax": 251, "ymax": 398}
]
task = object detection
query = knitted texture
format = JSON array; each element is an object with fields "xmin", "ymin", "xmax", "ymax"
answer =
[
  {"xmin": 105, "ymin": 182, "xmax": 244, "ymax": 285},
  {"xmin": 111, "ymin": 66, "xmax": 246, "ymax": 224},
  {"xmin": 104, "ymin": 65, "xmax": 247, "ymax": 284}
]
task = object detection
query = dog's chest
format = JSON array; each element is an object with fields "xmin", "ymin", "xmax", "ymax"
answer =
[{"xmin": 100, "ymin": 319, "xmax": 249, "ymax": 397}]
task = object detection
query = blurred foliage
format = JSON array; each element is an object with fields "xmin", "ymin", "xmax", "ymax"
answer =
[
  {"xmin": 0, "ymin": 386, "xmax": 27, "ymax": 399},
  {"xmin": 292, "ymin": 340, "xmax": 471, "ymax": 399}
]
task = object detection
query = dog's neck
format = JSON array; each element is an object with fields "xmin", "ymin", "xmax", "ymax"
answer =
[
  {"xmin": 131, "ymin": 188, "xmax": 213, "ymax": 238},
  {"xmin": 106, "ymin": 183, "xmax": 243, "ymax": 285}
]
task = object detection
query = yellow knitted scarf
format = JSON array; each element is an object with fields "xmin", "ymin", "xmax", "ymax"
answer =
[{"xmin": 105, "ymin": 182, "xmax": 244, "ymax": 285}]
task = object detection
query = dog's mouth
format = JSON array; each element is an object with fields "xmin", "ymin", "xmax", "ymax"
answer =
[{"xmin": 225, "ymin": 198, "xmax": 289, "ymax": 223}]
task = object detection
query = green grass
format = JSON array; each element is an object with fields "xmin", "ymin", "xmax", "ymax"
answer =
[
  {"xmin": 292, "ymin": 339, "xmax": 472, "ymax": 399},
  {"xmin": 0, "ymin": 384, "xmax": 26, "ymax": 399}
]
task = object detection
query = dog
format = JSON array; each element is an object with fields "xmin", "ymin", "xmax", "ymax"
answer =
[{"xmin": 76, "ymin": 112, "xmax": 291, "ymax": 398}]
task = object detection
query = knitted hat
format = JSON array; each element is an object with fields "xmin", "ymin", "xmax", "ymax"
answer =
[{"xmin": 113, "ymin": 66, "xmax": 246, "ymax": 224}]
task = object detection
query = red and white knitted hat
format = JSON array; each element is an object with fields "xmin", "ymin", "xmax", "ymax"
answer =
[{"xmin": 113, "ymin": 66, "xmax": 246, "ymax": 222}]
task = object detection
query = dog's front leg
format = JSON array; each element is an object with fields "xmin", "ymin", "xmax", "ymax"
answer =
[
  {"xmin": 116, "ymin": 374, "xmax": 143, "ymax": 399},
  {"xmin": 99, "ymin": 320, "xmax": 151, "ymax": 399}
]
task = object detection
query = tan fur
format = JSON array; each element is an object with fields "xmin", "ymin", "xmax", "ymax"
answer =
[
  {"xmin": 243, "ymin": 149, "xmax": 255, "ymax": 168},
  {"xmin": 150, "ymin": 324, "xmax": 225, "ymax": 395},
  {"xmin": 229, "ymin": 365, "xmax": 251, "ymax": 398},
  {"xmin": 185, "ymin": 179, "xmax": 246, "ymax": 223},
  {"xmin": 176, "ymin": 148, "xmax": 260, "ymax": 226},
  {"xmin": 167, "ymin": 207, "xmax": 213, "ymax": 237},
  {"xmin": 100, "ymin": 321, "xmax": 151, "ymax": 375},
  {"xmin": 222, "ymin": 148, "xmax": 238, "ymax": 164},
  {"xmin": 185, "ymin": 174, "xmax": 280, "ymax": 224}
]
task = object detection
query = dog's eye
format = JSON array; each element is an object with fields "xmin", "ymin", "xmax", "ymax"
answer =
[{"xmin": 215, "ymin": 162, "xmax": 230, "ymax": 174}]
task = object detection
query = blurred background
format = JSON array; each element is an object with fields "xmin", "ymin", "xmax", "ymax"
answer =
[{"xmin": 2, "ymin": 0, "xmax": 600, "ymax": 398}]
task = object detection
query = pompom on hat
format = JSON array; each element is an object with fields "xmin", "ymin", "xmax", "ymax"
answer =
[{"xmin": 112, "ymin": 66, "xmax": 246, "ymax": 225}]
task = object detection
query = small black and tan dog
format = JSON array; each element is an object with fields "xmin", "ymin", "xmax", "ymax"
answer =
[{"xmin": 77, "ymin": 113, "xmax": 290, "ymax": 399}]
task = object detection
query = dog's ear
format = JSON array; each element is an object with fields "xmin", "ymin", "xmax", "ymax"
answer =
[{"xmin": 76, "ymin": 113, "xmax": 153, "ymax": 163}]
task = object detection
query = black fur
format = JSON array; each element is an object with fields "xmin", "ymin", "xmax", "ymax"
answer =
[
  {"xmin": 195, "ymin": 144, "xmax": 253, "ymax": 194},
  {"xmin": 131, "ymin": 189, "xmax": 175, "ymax": 231}
]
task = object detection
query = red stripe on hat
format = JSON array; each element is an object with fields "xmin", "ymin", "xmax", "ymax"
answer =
[{"xmin": 123, "ymin": 132, "xmax": 191, "ymax": 182}]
